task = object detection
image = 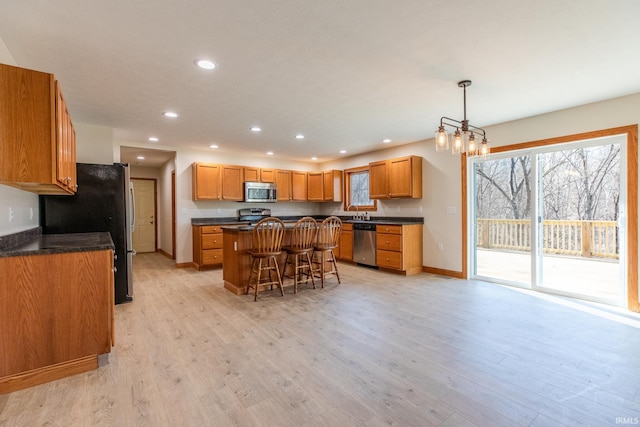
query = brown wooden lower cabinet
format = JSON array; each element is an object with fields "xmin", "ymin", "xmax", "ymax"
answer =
[
  {"xmin": 192, "ymin": 225, "xmax": 225, "ymax": 270},
  {"xmin": 0, "ymin": 249, "xmax": 114, "ymax": 394},
  {"xmin": 376, "ymin": 223, "xmax": 423, "ymax": 275},
  {"xmin": 336, "ymin": 223, "xmax": 353, "ymax": 261}
]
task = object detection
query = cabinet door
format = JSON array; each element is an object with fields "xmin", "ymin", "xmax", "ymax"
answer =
[
  {"xmin": 55, "ymin": 82, "xmax": 76, "ymax": 193},
  {"xmin": 323, "ymin": 170, "xmax": 343, "ymax": 202},
  {"xmin": 340, "ymin": 230, "xmax": 353, "ymax": 261},
  {"xmin": 307, "ymin": 172, "xmax": 324, "ymax": 201},
  {"xmin": 276, "ymin": 170, "xmax": 292, "ymax": 201},
  {"xmin": 292, "ymin": 171, "xmax": 307, "ymax": 201},
  {"xmin": 243, "ymin": 167, "xmax": 260, "ymax": 182},
  {"xmin": 192, "ymin": 163, "xmax": 221, "ymax": 200},
  {"xmin": 221, "ymin": 165, "xmax": 244, "ymax": 200},
  {"xmin": 260, "ymin": 169, "xmax": 275, "ymax": 183},
  {"xmin": 369, "ymin": 160, "xmax": 388, "ymax": 199}
]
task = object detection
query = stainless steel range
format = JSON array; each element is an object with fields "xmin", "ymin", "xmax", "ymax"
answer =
[{"xmin": 238, "ymin": 207, "xmax": 272, "ymax": 225}]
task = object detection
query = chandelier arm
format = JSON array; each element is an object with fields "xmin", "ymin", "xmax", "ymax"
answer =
[
  {"xmin": 439, "ymin": 117, "xmax": 463, "ymax": 129},
  {"xmin": 466, "ymin": 124, "xmax": 486, "ymax": 138}
]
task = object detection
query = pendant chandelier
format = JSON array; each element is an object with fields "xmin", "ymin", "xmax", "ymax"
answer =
[{"xmin": 435, "ymin": 80, "xmax": 490, "ymax": 156}]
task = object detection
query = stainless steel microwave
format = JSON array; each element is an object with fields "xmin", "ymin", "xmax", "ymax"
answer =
[{"xmin": 244, "ymin": 182, "xmax": 277, "ymax": 202}]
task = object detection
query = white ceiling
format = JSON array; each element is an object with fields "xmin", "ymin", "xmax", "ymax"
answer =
[{"xmin": 1, "ymin": 0, "xmax": 640, "ymax": 165}]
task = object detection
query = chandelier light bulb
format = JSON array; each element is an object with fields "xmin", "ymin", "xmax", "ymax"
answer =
[
  {"xmin": 467, "ymin": 133, "xmax": 477, "ymax": 155},
  {"xmin": 452, "ymin": 130, "xmax": 463, "ymax": 154},
  {"xmin": 435, "ymin": 126, "xmax": 450, "ymax": 151}
]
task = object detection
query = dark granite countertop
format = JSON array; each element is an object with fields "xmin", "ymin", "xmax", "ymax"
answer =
[
  {"xmin": 194, "ymin": 215, "xmax": 423, "ymax": 226},
  {"xmin": 191, "ymin": 217, "xmax": 248, "ymax": 226},
  {"xmin": 0, "ymin": 231, "xmax": 114, "ymax": 258},
  {"xmin": 221, "ymin": 216, "xmax": 423, "ymax": 232}
]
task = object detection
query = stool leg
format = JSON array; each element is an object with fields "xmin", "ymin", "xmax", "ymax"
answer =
[
  {"xmin": 330, "ymin": 249, "xmax": 340, "ymax": 284},
  {"xmin": 320, "ymin": 251, "xmax": 325, "ymax": 288},
  {"xmin": 272, "ymin": 257, "xmax": 284, "ymax": 297},
  {"xmin": 254, "ymin": 258, "xmax": 263, "ymax": 301},
  {"xmin": 293, "ymin": 254, "xmax": 299, "ymax": 294},
  {"xmin": 246, "ymin": 257, "xmax": 257, "ymax": 296},
  {"xmin": 304, "ymin": 251, "xmax": 315, "ymax": 289}
]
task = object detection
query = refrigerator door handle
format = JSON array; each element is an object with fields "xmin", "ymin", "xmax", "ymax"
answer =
[{"xmin": 129, "ymin": 182, "xmax": 136, "ymax": 233}]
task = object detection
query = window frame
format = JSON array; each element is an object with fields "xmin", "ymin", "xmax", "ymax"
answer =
[{"xmin": 344, "ymin": 165, "xmax": 377, "ymax": 212}]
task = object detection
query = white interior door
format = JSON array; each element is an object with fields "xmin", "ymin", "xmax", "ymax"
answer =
[{"xmin": 132, "ymin": 179, "xmax": 156, "ymax": 253}]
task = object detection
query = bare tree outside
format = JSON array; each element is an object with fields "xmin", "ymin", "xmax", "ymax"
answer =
[
  {"xmin": 475, "ymin": 145, "xmax": 620, "ymax": 222},
  {"xmin": 351, "ymin": 171, "xmax": 373, "ymax": 206}
]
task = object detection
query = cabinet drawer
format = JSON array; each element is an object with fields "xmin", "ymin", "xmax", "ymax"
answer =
[
  {"xmin": 201, "ymin": 225, "xmax": 223, "ymax": 234},
  {"xmin": 202, "ymin": 234, "xmax": 223, "ymax": 249},
  {"xmin": 377, "ymin": 224, "xmax": 402, "ymax": 235},
  {"xmin": 202, "ymin": 249, "xmax": 223, "ymax": 265},
  {"xmin": 376, "ymin": 234, "xmax": 402, "ymax": 251},
  {"xmin": 377, "ymin": 250, "xmax": 402, "ymax": 270},
  {"xmin": 342, "ymin": 223, "xmax": 353, "ymax": 232}
]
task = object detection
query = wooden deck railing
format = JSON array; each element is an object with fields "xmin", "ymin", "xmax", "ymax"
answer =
[{"xmin": 476, "ymin": 218, "xmax": 619, "ymax": 259}]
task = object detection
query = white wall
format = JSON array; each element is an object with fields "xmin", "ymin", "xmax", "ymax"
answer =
[{"xmin": 75, "ymin": 123, "xmax": 114, "ymax": 164}]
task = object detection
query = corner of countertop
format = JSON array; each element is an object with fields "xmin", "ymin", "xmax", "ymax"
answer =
[{"xmin": 0, "ymin": 227, "xmax": 42, "ymax": 251}]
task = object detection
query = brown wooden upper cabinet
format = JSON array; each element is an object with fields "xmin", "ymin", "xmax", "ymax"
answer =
[
  {"xmin": 308, "ymin": 170, "xmax": 343, "ymax": 202},
  {"xmin": 307, "ymin": 172, "xmax": 324, "ymax": 201},
  {"xmin": 243, "ymin": 167, "xmax": 276, "ymax": 183},
  {"xmin": 369, "ymin": 155, "xmax": 422, "ymax": 199},
  {"xmin": 292, "ymin": 171, "xmax": 307, "ymax": 201},
  {"xmin": 275, "ymin": 169, "xmax": 292, "ymax": 201},
  {"xmin": 221, "ymin": 165, "xmax": 244, "ymax": 201},
  {"xmin": 323, "ymin": 170, "xmax": 343, "ymax": 202},
  {"xmin": 0, "ymin": 64, "xmax": 77, "ymax": 195},
  {"xmin": 192, "ymin": 162, "xmax": 221, "ymax": 200}
]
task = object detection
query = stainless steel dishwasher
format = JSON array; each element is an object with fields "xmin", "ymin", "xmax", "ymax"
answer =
[{"xmin": 353, "ymin": 222, "xmax": 377, "ymax": 268}]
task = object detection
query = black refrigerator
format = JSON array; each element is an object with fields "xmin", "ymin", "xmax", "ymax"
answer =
[{"xmin": 40, "ymin": 163, "xmax": 134, "ymax": 304}]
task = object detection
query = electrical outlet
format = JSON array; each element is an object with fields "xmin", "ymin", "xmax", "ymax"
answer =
[
  {"xmin": 9, "ymin": 207, "xmax": 14, "ymax": 223},
  {"xmin": 30, "ymin": 207, "xmax": 34, "ymax": 220},
  {"xmin": 438, "ymin": 243, "xmax": 444, "ymax": 251}
]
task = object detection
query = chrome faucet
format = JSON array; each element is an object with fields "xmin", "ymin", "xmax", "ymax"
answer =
[{"xmin": 348, "ymin": 204, "xmax": 361, "ymax": 220}]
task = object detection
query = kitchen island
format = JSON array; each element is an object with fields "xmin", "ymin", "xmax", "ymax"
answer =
[
  {"xmin": 222, "ymin": 223, "xmax": 295, "ymax": 295},
  {"xmin": 220, "ymin": 216, "xmax": 424, "ymax": 295}
]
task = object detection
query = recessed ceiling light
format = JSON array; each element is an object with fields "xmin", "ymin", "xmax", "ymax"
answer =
[
  {"xmin": 209, "ymin": 144, "xmax": 218, "ymax": 149},
  {"xmin": 296, "ymin": 134, "xmax": 304, "ymax": 139},
  {"xmin": 195, "ymin": 59, "xmax": 216, "ymax": 70},
  {"xmin": 163, "ymin": 111, "xmax": 178, "ymax": 118},
  {"xmin": 383, "ymin": 139, "xmax": 391, "ymax": 143},
  {"xmin": 311, "ymin": 157, "xmax": 318, "ymax": 160},
  {"xmin": 251, "ymin": 127, "xmax": 261, "ymax": 132},
  {"xmin": 339, "ymin": 150, "xmax": 347, "ymax": 154},
  {"xmin": 266, "ymin": 151, "xmax": 274, "ymax": 156},
  {"xmin": 137, "ymin": 156, "xmax": 145, "ymax": 160},
  {"xmin": 148, "ymin": 137, "xmax": 159, "ymax": 142}
]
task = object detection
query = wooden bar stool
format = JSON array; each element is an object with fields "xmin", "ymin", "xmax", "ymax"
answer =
[
  {"xmin": 312, "ymin": 216, "xmax": 342, "ymax": 288},
  {"xmin": 281, "ymin": 216, "xmax": 318, "ymax": 293},
  {"xmin": 245, "ymin": 217, "xmax": 285, "ymax": 301}
]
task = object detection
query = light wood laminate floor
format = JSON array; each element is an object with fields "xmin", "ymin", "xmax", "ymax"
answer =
[{"xmin": 2, "ymin": 253, "xmax": 640, "ymax": 426}]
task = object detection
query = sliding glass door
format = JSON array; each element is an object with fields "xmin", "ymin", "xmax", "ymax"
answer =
[
  {"xmin": 473, "ymin": 153, "xmax": 532, "ymax": 286},
  {"xmin": 470, "ymin": 135, "xmax": 626, "ymax": 306}
]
